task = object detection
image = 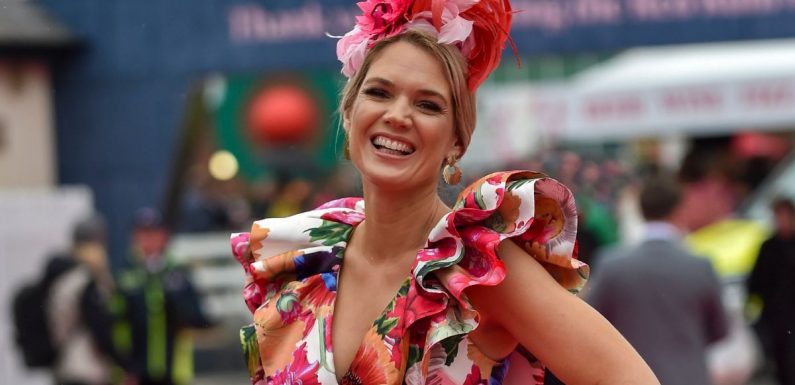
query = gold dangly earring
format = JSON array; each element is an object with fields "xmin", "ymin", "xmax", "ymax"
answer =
[
  {"xmin": 343, "ymin": 136, "xmax": 351, "ymax": 160},
  {"xmin": 443, "ymin": 156, "xmax": 462, "ymax": 185}
]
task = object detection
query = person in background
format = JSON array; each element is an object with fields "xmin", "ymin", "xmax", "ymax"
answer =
[
  {"xmin": 47, "ymin": 214, "xmax": 128, "ymax": 385},
  {"xmin": 587, "ymin": 174, "xmax": 729, "ymax": 385},
  {"xmin": 265, "ymin": 178, "xmax": 312, "ymax": 218},
  {"xmin": 113, "ymin": 208, "xmax": 212, "ymax": 385},
  {"xmin": 747, "ymin": 198, "xmax": 795, "ymax": 385}
]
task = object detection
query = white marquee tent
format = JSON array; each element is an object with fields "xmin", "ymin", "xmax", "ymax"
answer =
[
  {"xmin": 472, "ymin": 38, "xmax": 795, "ymax": 154},
  {"xmin": 561, "ymin": 38, "xmax": 795, "ymax": 142}
]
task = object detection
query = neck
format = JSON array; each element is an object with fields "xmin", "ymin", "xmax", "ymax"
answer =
[{"xmin": 357, "ymin": 179, "xmax": 449, "ymax": 263}]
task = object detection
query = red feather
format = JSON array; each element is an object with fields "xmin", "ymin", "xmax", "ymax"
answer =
[
  {"xmin": 460, "ymin": 0, "xmax": 518, "ymax": 90},
  {"xmin": 358, "ymin": 0, "xmax": 518, "ymax": 90},
  {"xmin": 431, "ymin": 0, "xmax": 445, "ymax": 30}
]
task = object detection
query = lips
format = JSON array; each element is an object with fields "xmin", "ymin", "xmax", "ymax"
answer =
[{"xmin": 371, "ymin": 135, "xmax": 415, "ymax": 156}]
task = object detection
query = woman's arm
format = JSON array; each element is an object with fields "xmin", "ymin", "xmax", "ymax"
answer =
[{"xmin": 467, "ymin": 240, "xmax": 659, "ymax": 385}]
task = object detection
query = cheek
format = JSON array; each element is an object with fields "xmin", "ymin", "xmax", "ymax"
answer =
[
  {"xmin": 425, "ymin": 120, "xmax": 457, "ymax": 150},
  {"xmin": 348, "ymin": 103, "xmax": 374, "ymax": 135}
]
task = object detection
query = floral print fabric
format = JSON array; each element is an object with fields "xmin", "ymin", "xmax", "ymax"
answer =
[{"xmin": 232, "ymin": 171, "xmax": 588, "ymax": 385}]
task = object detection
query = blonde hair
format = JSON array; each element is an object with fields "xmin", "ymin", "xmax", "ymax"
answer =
[{"xmin": 339, "ymin": 29, "xmax": 477, "ymax": 156}]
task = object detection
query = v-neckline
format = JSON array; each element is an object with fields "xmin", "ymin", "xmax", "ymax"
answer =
[
  {"xmin": 328, "ymin": 220, "xmax": 414, "ymax": 383},
  {"xmin": 326, "ymin": 205, "xmax": 453, "ymax": 382}
]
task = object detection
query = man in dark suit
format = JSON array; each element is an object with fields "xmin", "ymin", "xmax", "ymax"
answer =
[
  {"xmin": 587, "ymin": 174, "xmax": 728, "ymax": 385},
  {"xmin": 747, "ymin": 198, "xmax": 795, "ymax": 385}
]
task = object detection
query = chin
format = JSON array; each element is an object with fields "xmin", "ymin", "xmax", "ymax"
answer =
[{"xmin": 357, "ymin": 162, "xmax": 436, "ymax": 193}]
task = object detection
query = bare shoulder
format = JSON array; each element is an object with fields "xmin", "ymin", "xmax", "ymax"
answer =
[
  {"xmin": 466, "ymin": 239, "xmax": 573, "ymax": 325},
  {"xmin": 465, "ymin": 239, "xmax": 565, "ymax": 359},
  {"xmin": 467, "ymin": 239, "xmax": 660, "ymax": 384}
]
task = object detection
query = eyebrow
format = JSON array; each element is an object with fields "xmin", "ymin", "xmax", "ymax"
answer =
[{"xmin": 363, "ymin": 77, "xmax": 449, "ymax": 103}]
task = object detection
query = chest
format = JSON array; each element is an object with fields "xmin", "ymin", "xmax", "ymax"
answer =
[
  {"xmin": 331, "ymin": 263, "xmax": 411, "ymax": 381},
  {"xmin": 332, "ymin": 274, "xmax": 409, "ymax": 360}
]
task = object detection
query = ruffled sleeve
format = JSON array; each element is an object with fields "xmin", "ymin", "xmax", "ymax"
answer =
[
  {"xmin": 412, "ymin": 171, "xmax": 587, "ymax": 313},
  {"xmin": 403, "ymin": 171, "xmax": 588, "ymax": 385},
  {"xmin": 452, "ymin": 170, "xmax": 588, "ymax": 293},
  {"xmin": 231, "ymin": 197, "xmax": 364, "ymax": 313},
  {"xmin": 230, "ymin": 198, "xmax": 364, "ymax": 382}
]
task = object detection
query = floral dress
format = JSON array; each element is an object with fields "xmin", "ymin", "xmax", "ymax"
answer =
[{"xmin": 231, "ymin": 171, "xmax": 589, "ymax": 385}]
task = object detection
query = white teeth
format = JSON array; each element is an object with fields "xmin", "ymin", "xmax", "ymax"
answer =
[{"xmin": 373, "ymin": 136, "xmax": 415, "ymax": 154}]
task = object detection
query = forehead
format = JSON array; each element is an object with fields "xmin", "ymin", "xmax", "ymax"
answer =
[{"xmin": 365, "ymin": 41, "xmax": 451, "ymax": 98}]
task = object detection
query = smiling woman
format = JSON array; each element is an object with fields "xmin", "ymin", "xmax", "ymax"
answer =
[
  {"xmin": 231, "ymin": 1, "xmax": 660, "ymax": 385},
  {"xmin": 344, "ymin": 36, "xmax": 461, "ymax": 192}
]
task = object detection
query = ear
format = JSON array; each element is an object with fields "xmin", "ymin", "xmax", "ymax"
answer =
[
  {"xmin": 342, "ymin": 108, "xmax": 352, "ymax": 133},
  {"xmin": 449, "ymin": 131, "xmax": 465, "ymax": 160}
]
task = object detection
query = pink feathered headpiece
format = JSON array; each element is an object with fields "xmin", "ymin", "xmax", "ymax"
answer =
[{"xmin": 336, "ymin": 0, "xmax": 515, "ymax": 91}]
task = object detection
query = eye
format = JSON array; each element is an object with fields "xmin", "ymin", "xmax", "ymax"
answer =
[
  {"xmin": 363, "ymin": 87, "xmax": 389, "ymax": 99},
  {"xmin": 417, "ymin": 100, "xmax": 443, "ymax": 113}
]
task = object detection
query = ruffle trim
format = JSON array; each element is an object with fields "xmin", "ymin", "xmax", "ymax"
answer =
[
  {"xmin": 231, "ymin": 197, "xmax": 364, "ymax": 313},
  {"xmin": 231, "ymin": 171, "xmax": 587, "ymax": 383},
  {"xmin": 403, "ymin": 171, "xmax": 587, "ymax": 380}
]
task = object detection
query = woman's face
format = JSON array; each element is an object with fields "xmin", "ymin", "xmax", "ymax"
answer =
[{"xmin": 344, "ymin": 41, "xmax": 461, "ymax": 192}]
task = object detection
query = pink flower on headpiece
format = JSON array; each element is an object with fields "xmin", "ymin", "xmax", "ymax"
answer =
[
  {"xmin": 337, "ymin": 26, "xmax": 370, "ymax": 77},
  {"xmin": 337, "ymin": 0, "xmax": 413, "ymax": 77},
  {"xmin": 406, "ymin": 0, "xmax": 477, "ymax": 52},
  {"xmin": 356, "ymin": 0, "xmax": 412, "ymax": 36},
  {"xmin": 335, "ymin": 0, "xmax": 515, "ymax": 90}
]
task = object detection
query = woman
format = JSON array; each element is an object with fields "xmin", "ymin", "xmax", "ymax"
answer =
[{"xmin": 232, "ymin": 0, "xmax": 659, "ymax": 384}]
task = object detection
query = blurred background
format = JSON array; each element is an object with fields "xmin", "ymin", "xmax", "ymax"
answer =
[{"xmin": 2, "ymin": 0, "xmax": 795, "ymax": 384}]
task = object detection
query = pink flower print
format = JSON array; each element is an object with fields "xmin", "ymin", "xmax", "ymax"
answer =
[
  {"xmin": 231, "ymin": 232, "xmax": 251, "ymax": 263},
  {"xmin": 385, "ymin": 295, "xmax": 407, "ymax": 339},
  {"xmin": 421, "ymin": 238, "xmax": 458, "ymax": 263},
  {"xmin": 462, "ymin": 364, "xmax": 484, "ymax": 385},
  {"xmin": 320, "ymin": 210, "xmax": 365, "ymax": 225},
  {"xmin": 459, "ymin": 248, "xmax": 491, "ymax": 277},
  {"xmin": 485, "ymin": 173, "xmax": 505, "ymax": 186},
  {"xmin": 324, "ymin": 315, "xmax": 333, "ymax": 352},
  {"xmin": 316, "ymin": 197, "xmax": 362, "ymax": 210},
  {"xmin": 270, "ymin": 342, "xmax": 321, "ymax": 385},
  {"xmin": 460, "ymin": 227, "xmax": 500, "ymax": 252},
  {"xmin": 243, "ymin": 281, "xmax": 265, "ymax": 313}
]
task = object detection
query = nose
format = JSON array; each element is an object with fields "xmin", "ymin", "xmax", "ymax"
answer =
[{"xmin": 383, "ymin": 96, "xmax": 411, "ymax": 129}]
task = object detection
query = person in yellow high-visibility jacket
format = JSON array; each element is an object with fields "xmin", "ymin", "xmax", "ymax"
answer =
[{"xmin": 112, "ymin": 208, "xmax": 212, "ymax": 385}]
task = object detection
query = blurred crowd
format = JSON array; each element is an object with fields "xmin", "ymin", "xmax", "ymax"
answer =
[{"xmin": 13, "ymin": 209, "xmax": 213, "ymax": 385}]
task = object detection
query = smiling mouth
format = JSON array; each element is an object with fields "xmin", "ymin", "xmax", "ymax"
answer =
[{"xmin": 371, "ymin": 135, "xmax": 415, "ymax": 156}]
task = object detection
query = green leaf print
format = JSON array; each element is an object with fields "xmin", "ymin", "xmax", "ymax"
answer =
[
  {"xmin": 240, "ymin": 325, "xmax": 260, "ymax": 375},
  {"xmin": 317, "ymin": 315, "xmax": 334, "ymax": 372},
  {"xmin": 440, "ymin": 334, "xmax": 465, "ymax": 366},
  {"xmin": 484, "ymin": 212, "xmax": 507, "ymax": 233},
  {"xmin": 506, "ymin": 178, "xmax": 532, "ymax": 192},
  {"xmin": 397, "ymin": 279, "xmax": 410, "ymax": 297},
  {"xmin": 428, "ymin": 308, "xmax": 475, "ymax": 347},
  {"xmin": 407, "ymin": 344, "xmax": 423, "ymax": 368},
  {"xmin": 373, "ymin": 314, "xmax": 399, "ymax": 336},
  {"xmin": 373, "ymin": 280, "xmax": 408, "ymax": 336},
  {"xmin": 305, "ymin": 220, "xmax": 352, "ymax": 246},
  {"xmin": 415, "ymin": 248, "xmax": 464, "ymax": 279},
  {"xmin": 474, "ymin": 186, "xmax": 487, "ymax": 209},
  {"xmin": 276, "ymin": 291, "xmax": 299, "ymax": 315}
]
